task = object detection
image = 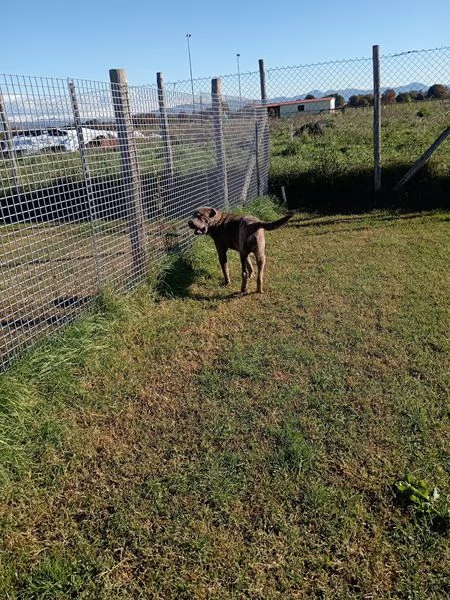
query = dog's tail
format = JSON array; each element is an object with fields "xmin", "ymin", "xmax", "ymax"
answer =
[
  {"xmin": 262, "ymin": 212, "xmax": 294, "ymax": 231},
  {"xmin": 248, "ymin": 212, "xmax": 293, "ymax": 234}
]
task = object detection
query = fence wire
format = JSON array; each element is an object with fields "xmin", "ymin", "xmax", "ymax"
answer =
[
  {"xmin": 0, "ymin": 75, "xmax": 268, "ymax": 370},
  {"xmin": 380, "ymin": 48, "xmax": 450, "ymax": 172},
  {"xmin": 169, "ymin": 46, "xmax": 450, "ymax": 170}
]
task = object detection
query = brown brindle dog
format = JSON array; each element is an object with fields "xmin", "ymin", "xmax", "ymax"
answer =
[{"xmin": 188, "ymin": 207, "xmax": 293, "ymax": 293}]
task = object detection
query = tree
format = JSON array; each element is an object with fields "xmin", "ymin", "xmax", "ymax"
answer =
[
  {"xmin": 396, "ymin": 92, "xmax": 412, "ymax": 104},
  {"xmin": 427, "ymin": 84, "xmax": 450, "ymax": 99},
  {"xmin": 381, "ymin": 89, "xmax": 396, "ymax": 105},
  {"xmin": 409, "ymin": 90, "xmax": 425, "ymax": 101},
  {"xmin": 348, "ymin": 94, "xmax": 373, "ymax": 107},
  {"xmin": 305, "ymin": 94, "xmax": 316, "ymax": 100}
]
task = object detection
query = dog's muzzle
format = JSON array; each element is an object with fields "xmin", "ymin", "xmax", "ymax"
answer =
[{"xmin": 188, "ymin": 220, "xmax": 207, "ymax": 235}]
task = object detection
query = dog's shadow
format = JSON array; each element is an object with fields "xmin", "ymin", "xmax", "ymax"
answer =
[
  {"xmin": 188, "ymin": 290, "xmax": 244, "ymax": 302},
  {"xmin": 155, "ymin": 254, "xmax": 244, "ymax": 301},
  {"xmin": 155, "ymin": 253, "xmax": 262, "ymax": 302}
]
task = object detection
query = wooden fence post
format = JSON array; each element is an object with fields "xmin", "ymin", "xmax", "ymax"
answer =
[
  {"xmin": 109, "ymin": 68, "xmax": 147, "ymax": 282},
  {"xmin": 259, "ymin": 58, "xmax": 267, "ymax": 103},
  {"xmin": 211, "ymin": 78, "xmax": 228, "ymax": 209},
  {"xmin": 372, "ymin": 45, "xmax": 382, "ymax": 192}
]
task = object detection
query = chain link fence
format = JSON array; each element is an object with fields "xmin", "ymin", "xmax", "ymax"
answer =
[
  {"xmin": 0, "ymin": 73, "xmax": 268, "ymax": 370},
  {"xmin": 379, "ymin": 48, "xmax": 450, "ymax": 187},
  {"xmin": 168, "ymin": 46, "xmax": 450, "ymax": 187}
]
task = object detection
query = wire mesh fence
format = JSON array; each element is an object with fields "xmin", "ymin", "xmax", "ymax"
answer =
[
  {"xmin": 1, "ymin": 46, "xmax": 449, "ymax": 370},
  {"xmin": 0, "ymin": 73, "xmax": 268, "ymax": 370}
]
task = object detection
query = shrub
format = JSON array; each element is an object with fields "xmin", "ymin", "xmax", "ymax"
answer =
[{"xmin": 281, "ymin": 140, "xmax": 302, "ymax": 157}]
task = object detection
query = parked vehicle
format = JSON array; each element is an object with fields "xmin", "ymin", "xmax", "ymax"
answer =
[{"xmin": 7, "ymin": 127, "xmax": 119, "ymax": 156}]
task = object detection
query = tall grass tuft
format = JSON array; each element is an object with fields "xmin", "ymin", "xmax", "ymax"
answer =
[{"xmin": 0, "ymin": 375, "xmax": 35, "ymax": 482}]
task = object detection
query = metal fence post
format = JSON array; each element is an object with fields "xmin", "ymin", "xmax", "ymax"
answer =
[
  {"xmin": 109, "ymin": 68, "xmax": 147, "ymax": 282},
  {"xmin": 211, "ymin": 78, "xmax": 228, "ymax": 209},
  {"xmin": 255, "ymin": 118, "xmax": 260, "ymax": 196},
  {"xmin": 259, "ymin": 59, "xmax": 270, "ymax": 195},
  {"xmin": 156, "ymin": 72, "xmax": 174, "ymax": 214},
  {"xmin": 240, "ymin": 106, "xmax": 260, "ymax": 204},
  {"xmin": 68, "ymin": 79, "xmax": 103, "ymax": 290},
  {"xmin": 372, "ymin": 45, "xmax": 382, "ymax": 192}
]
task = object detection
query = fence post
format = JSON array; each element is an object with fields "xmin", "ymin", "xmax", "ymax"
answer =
[
  {"xmin": 372, "ymin": 45, "xmax": 382, "ymax": 192},
  {"xmin": 0, "ymin": 92, "xmax": 22, "ymax": 191},
  {"xmin": 259, "ymin": 59, "xmax": 270, "ymax": 195},
  {"xmin": 211, "ymin": 78, "xmax": 228, "ymax": 209},
  {"xmin": 394, "ymin": 126, "xmax": 450, "ymax": 192},
  {"xmin": 240, "ymin": 106, "xmax": 260, "ymax": 204},
  {"xmin": 68, "ymin": 79, "xmax": 103, "ymax": 289},
  {"xmin": 255, "ymin": 118, "xmax": 260, "ymax": 196},
  {"xmin": 259, "ymin": 58, "xmax": 267, "ymax": 103},
  {"xmin": 109, "ymin": 68, "xmax": 147, "ymax": 282},
  {"xmin": 156, "ymin": 72, "xmax": 174, "ymax": 214}
]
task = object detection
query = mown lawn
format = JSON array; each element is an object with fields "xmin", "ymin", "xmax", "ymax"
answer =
[{"xmin": 0, "ymin": 202, "xmax": 449, "ymax": 598}]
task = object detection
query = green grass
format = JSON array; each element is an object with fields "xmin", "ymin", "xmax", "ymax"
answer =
[
  {"xmin": 0, "ymin": 198, "xmax": 448, "ymax": 598},
  {"xmin": 269, "ymin": 100, "xmax": 450, "ymax": 211}
]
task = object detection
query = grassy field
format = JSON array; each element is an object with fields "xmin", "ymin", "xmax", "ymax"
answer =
[
  {"xmin": 0, "ymin": 199, "xmax": 448, "ymax": 598},
  {"xmin": 269, "ymin": 100, "xmax": 450, "ymax": 211}
]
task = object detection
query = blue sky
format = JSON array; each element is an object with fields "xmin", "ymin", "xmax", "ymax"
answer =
[{"xmin": 3, "ymin": 0, "xmax": 449, "ymax": 85}]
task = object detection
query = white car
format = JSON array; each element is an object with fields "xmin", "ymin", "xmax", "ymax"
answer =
[{"xmin": 9, "ymin": 127, "xmax": 118, "ymax": 156}]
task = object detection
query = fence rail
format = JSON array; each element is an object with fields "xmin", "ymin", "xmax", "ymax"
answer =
[{"xmin": 0, "ymin": 72, "xmax": 268, "ymax": 370}]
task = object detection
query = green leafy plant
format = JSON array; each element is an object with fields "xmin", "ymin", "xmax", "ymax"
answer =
[
  {"xmin": 395, "ymin": 474, "xmax": 439, "ymax": 511},
  {"xmin": 394, "ymin": 474, "xmax": 449, "ymax": 532}
]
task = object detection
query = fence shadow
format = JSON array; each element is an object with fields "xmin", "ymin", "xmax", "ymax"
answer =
[
  {"xmin": 270, "ymin": 164, "xmax": 450, "ymax": 214},
  {"xmin": 0, "ymin": 164, "xmax": 251, "ymax": 226},
  {"xmin": 154, "ymin": 254, "xmax": 198, "ymax": 298}
]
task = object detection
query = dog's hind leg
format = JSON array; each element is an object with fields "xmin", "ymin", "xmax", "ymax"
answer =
[
  {"xmin": 255, "ymin": 251, "xmax": 266, "ymax": 293},
  {"xmin": 246, "ymin": 256, "xmax": 254, "ymax": 278},
  {"xmin": 240, "ymin": 253, "xmax": 250, "ymax": 293}
]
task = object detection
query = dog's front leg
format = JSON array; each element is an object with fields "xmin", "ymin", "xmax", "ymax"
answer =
[{"xmin": 215, "ymin": 242, "xmax": 231, "ymax": 286}]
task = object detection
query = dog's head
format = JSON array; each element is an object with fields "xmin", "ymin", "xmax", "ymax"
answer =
[{"xmin": 188, "ymin": 207, "xmax": 219, "ymax": 235}]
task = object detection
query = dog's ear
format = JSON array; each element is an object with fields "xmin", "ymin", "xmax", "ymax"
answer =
[{"xmin": 208, "ymin": 208, "xmax": 217, "ymax": 219}]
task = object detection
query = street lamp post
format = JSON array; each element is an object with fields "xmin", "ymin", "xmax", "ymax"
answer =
[
  {"xmin": 186, "ymin": 33, "xmax": 195, "ymax": 111},
  {"xmin": 236, "ymin": 53, "xmax": 242, "ymax": 103}
]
